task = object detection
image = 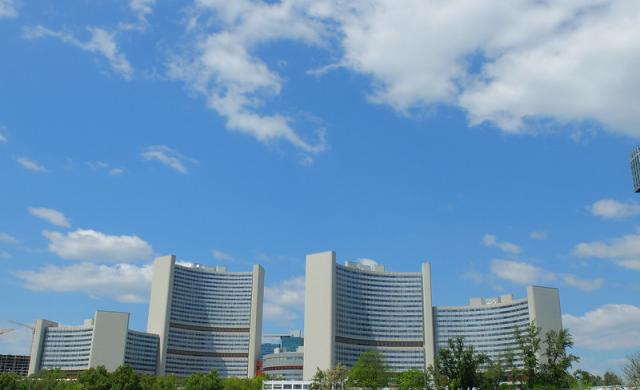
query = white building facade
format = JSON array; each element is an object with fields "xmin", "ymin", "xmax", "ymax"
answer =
[
  {"xmin": 303, "ymin": 251, "xmax": 562, "ymax": 379},
  {"xmin": 303, "ymin": 251, "xmax": 435, "ymax": 379},
  {"xmin": 28, "ymin": 311, "xmax": 159, "ymax": 376},
  {"xmin": 147, "ymin": 255, "xmax": 264, "ymax": 378},
  {"xmin": 434, "ymin": 286, "xmax": 562, "ymax": 367}
]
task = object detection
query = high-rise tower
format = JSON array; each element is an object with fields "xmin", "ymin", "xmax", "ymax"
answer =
[{"xmin": 147, "ymin": 255, "xmax": 264, "ymax": 377}]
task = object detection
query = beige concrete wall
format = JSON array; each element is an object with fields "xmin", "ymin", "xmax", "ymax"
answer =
[
  {"xmin": 28, "ymin": 319, "xmax": 58, "ymax": 376},
  {"xmin": 303, "ymin": 251, "xmax": 336, "ymax": 380},
  {"xmin": 528, "ymin": 285, "xmax": 563, "ymax": 360},
  {"xmin": 248, "ymin": 264, "xmax": 264, "ymax": 378},
  {"xmin": 89, "ymin": 311, "xmax": 129, "ymax": 371},
  {"xmin": 421, "ymin": 262, "xmax": 436, "ymax": 369},
  {"xmin": 146, "ymin": 255, "xmax": 176, "ymax": 375}
]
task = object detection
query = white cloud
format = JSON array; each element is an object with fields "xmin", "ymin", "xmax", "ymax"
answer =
[
  {"xmin": 141, "ymin": 145, "xmax": 196, "ymax": 174},
  {"xmin": 563, "ymin": 304, "xmax": 640, "ymax": 350},
  {"xmin": 212, "ymin": 249, "xmax": 234, "ymax": 262},
  {"xmin": 168, "ymin": 0, "xmax": 327, "ymax": 157},
  {"xmin": 23, "ymin": 25, "xmax": 133, "ymax": 79},
  {"xmin": 574, "ymin": 233, "xmax": 640, "ymax": 270},
  {"xmin": 490, "ymin": 259, "xmax": 554, "ymax": 285},
  {"xmin": 0, "ymin": 0, "xmax": 17, "ymax": 19},
  {"xmin": 482, "ymin": 234, "xmax": 521, "ymax": 254},
  {"xmin": 590, "ymin": 198, "xmax": 640, "ymax": 219},
  {"xmin": 16, "ymin": 156, "xmax": 46, "ymax": 173},
  {"xmin": 28, "ymin": 207, "xmax": 71, "ymax": 228},
  {"xmin": 0, "ymin": 127, "xmax": 7, "ymax": 143},
  {"xmin": 15, "ymin": 262, "xmax": 152, "ymax": 303},
  {"xmin": 529, "ymin": 231, "xmax": 547, "ymax": 240},
  {"xmin": 0, "ymin": 232, "xmax": 18, "ymax": 244},
  {"xmin": 43, "ymin": 229, "xmax": 153, "ymax": 262},
  {"xmin": 88, "ymin": 161, "xmax": 126, "ymax": 176},
  {"xmin": 264, "ymin": 276, "xmax": 304, "ymax": 326},
  {"xmin": 561, "ymin": 274, "xmax": 604, "ymax": 292},
  {"xmin": 321, "ymin": 0, "xmax": 640, "ymax": 136},
  {"xmin": 130, "ymin": 0, "xmax": 156, "ymax": 22}
]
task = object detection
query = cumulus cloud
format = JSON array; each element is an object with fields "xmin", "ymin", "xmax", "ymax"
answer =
[
  {"xmin": 212, "ymin": 249, "xmax": 234, "ymax": 262},
  {"xmin": 0, "ymin": 232, "xmax": 18, "ymax": 244},
  {"xmin": 43, "ymin": 229, "xmax": 153, "ymax": 262},
  {"xmin": 0, "ymin": 128, "xmax": 7, "ymax": 143},
  {"xmin": 168, "ymin": 0, "xmax": 327, "ymax": 157},
  {"xmin": 189, "ymin": 1, "xmax": 640, "ymax": 140},
  {"xmin": 88, "ymin": 161, "xmax": 126, "ymax": 176},
  {"xmin": 482, "ymin": 234, "xmax": 521, "ymax": 254},
  {"xmin": 15, "ymin": 262, "xmax": 152, "ymax": 303},
  {"xmin": 141, "ymin": 145, "xmax": 196, "ymax": 174},
  {"xmin": 16, "ymin": 156, "xmax": 46, "ymax": 173},
  {"xmin": 23, "ymin": 25, "xmax": 133, "ymax": 79},
  {"xmin": 563, "ymin": 304, "xmax": 640, "ymax": 350},
  {"xmin": 28, "ymin": 207, "xmax": 71, "ymax": 228},
  {"xmin": 0, "ymin": 0, "xmax": 17, "ymax": 19},
  {"xmin": 264, "ymin": 276, "xmax": 304, "ymax": 326},
  {"xmin": 490, "ymin": 259, "xmax": 554, "ymax": 285},
  {"xmin": 561, "ymin": 274, "xmax": 604, "ymax": 292},
  {"xmin": 574, "ymin": 233, "xmax": 640, "ymax": 270},
  {"xmin": 589, "ymin": 198, "xmax": 640, "ymax": 219}
]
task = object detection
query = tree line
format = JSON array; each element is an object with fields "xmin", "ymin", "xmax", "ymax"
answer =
[
  {"xmin": 311, "ymin": 324, "xmax": 640, "ymax": 390},
  {"xmin": 1, "ymin": 324, "xmax": 639, "ymax": 390},
  {"xmin": 0, "ymin": 365, "xmax": 264, "ymax": 390}
]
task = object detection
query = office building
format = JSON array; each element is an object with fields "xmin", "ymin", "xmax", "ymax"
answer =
[
  {"xmin": 147, "ymin": 255, "xmax": 264, "ymax": 377},
  {"xmin": 262, "ymin": 348, "xmax": 304, "ymax": 380},
  {"xmin": 0, "ymin": 355, "xmax": 30, "ymax": 376},
  {"xmin": 631, "ymin": 146, "xmax": 640, "ymax": 192},
  {"xmin": 261, "ymin": 331, "xmax": 304, "ymax": 359},
  {"xmin": 303, "ymin": 251, "xmax": 434, "ymax": 379},
  {"xmin": 302, "ymin": 251, "xmax": 563, "ymax": 379},
  {"xmin": 434, "ymin": 286, "xmax": 562, "ymax": 367},
  {"xmin": 28, "ymin": 311, "xmax": 158, "ymax": 376}
]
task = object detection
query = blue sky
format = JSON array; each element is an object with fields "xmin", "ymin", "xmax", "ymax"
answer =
[{"xmin": 1, "ymin": 0, "xmax": 640, "ymax": 375}]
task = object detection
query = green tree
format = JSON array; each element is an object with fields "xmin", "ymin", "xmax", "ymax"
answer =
[
  {"xmin": 348, "ymin": 351, "xmax": 389, "ymax": 390},
  {"xmin": 311, "ymin": 363, "xmax": 350, "ymax": 390},
  {"xmin": 514, "ymin": 322, "xmax": 541, "ymax": 389},
  {"xmin": 0, "ymin": 373, "xmax": 20, "ymax": 390},
  {"xmin": 602, "ymin": 371, "xmax": 623, "ymax": 386},
  {"xmin": 573, "ymin": 369, "xmax": 602, "ymax": 388},
  {"xmin": 480, "ymin": 360, "xmax": 504, "ymax": 390},
  {"xmin": 436, "ymin": 336, "xmax": 489, "ymax": 390},
  {"xmin": 624, "ymin": 352, "xmax": 640, "ymax": 388},
  {"xmin": 78, "ymin": 365, "xmax": 111, "ymax": 390},
  {"xmin": 396, "ymin": 369, "xmax": 429, "ymax": 390},
  {"xmin": 539, "ymin": 329, "xmax": 579, "ymax": 388},
  {"xmin": 111, "ymin": 364, "xmax": 141, "ymax": 390},
  {"xmin": 185, "ymin": 370, "xmax": 224, "ymax": 390}
]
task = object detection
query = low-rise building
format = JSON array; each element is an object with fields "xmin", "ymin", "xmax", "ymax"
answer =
[
  {"xmin": 262, "ymin": 348, "xmax": 303, "ymax": 380},
  {"xmin": 0, "ymin": 354, "xmax": 30, "ymax": 376},
  {"xmin": 28, "ymin": 311, "xmax": 158, "ymax": 376}
]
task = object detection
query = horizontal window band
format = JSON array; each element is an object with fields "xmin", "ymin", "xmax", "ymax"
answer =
[
  {"xmin": 167, "ymin": 349, "xmax": 248, "ymax": 358},
  {"xmin": 335, "ymin": 336, "xmax": 423, "ymax": 348},
  {"xmin": 170, "ymin": 322, "xmax": 250, "ymax": 333},
  {"xmin": 263, "ymin": 365, "xmax": 304, "ymax": 371}
]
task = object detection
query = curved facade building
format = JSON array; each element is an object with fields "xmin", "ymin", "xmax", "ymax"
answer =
[
  {"xmin": 303, "ymin": 251, "xmax": 562, "ymax": 378},
  {"xmin": 28, "ymin": 311, "xmax": 159, "ymax": 376},
  {"xmin": 147, "ymin": 255, "xmax": 264, "ymax": 377},
  {"xmin": 434, "ymin": 286, "xmax": 562, "ymax": 367},
  {"xmin": 262, "ymin": 349, "xmax": 304, "ymax": 380},
  {"xmin": 303, "ymin": 251, "xmax": 434, "ymax": 379}
]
